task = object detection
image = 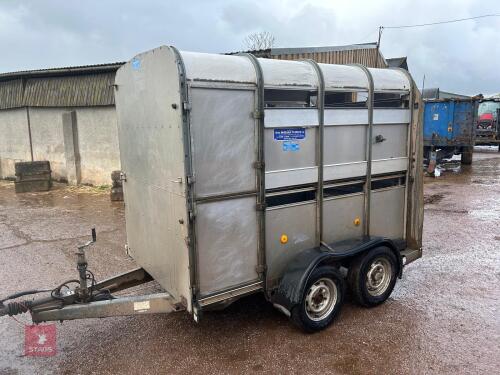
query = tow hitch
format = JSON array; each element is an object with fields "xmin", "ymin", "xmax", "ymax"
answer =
[{"xmin": 0, "ymin": 229, "xmax": 182, "ymax": 323}]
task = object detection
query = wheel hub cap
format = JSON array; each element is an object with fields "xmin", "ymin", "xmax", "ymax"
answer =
[
  {"xmin": 305, "ymin": 278, "xmax": 337, "ymax": 321},
  {"xmin": 366, "ymin": 258, "xmax": 392, "ymax": 297}
]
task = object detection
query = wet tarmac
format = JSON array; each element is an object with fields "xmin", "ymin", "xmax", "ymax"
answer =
[{"xmin": 0, "ymin": 147, "xmax": 499, "ymax": 374}]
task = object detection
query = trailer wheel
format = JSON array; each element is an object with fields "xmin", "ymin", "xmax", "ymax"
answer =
[
  {"xmin": 291, "ymin": 266, "xmax": 344, "ymax": 333},
  {"xmin": 461, "ymin": 147, "xmax": 473, "ymax": 165},
  {"xmin": 348, "ymin": 247, "xmax": 397, "ymax": 307}
]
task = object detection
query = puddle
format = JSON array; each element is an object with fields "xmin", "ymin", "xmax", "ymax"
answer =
[{"xmin": 424, "ymin": 193, "xmax": 445, "ymax": 204}]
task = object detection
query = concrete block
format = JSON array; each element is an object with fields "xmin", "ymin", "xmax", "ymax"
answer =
[
  {"xmin": 110, "ymin": 188, "xmax": 124, "ymax": 201},
  {"xmin": 15, "ymin": 180, "xmax": 51, "ymax": 193},
  {"xmin": 15, "ymin": 160, "xmax": 51, "ymax": 176},
  {"xmin": 14, "ymin": 161, "xmax": 52, "ymax": 193},
  {"xmin": 110, "ymin": 170, "xmax": 123, "ymax": 201}
]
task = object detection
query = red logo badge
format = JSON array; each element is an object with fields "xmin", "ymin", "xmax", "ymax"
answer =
[{"xmin": 25, "ymin": 324, "xmax": 56, "ymax": 356}]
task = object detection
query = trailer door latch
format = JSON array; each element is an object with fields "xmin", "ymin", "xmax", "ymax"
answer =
[{"xmin": 256, "ymin": 202, "xmax": 267, "ymax": 211}]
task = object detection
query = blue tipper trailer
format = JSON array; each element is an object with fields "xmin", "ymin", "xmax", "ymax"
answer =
[{"xmin": 423, "ymin": 98, "xmax": 478, "ymax": 165}]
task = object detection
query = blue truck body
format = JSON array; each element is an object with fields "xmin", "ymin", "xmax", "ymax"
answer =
[{"xmin": 423, "ymin": 99, "xmax": 478, "ymax": 164}]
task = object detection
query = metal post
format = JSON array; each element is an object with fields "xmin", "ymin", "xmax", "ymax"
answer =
[
  {"xmin": 240, "ymin": 53, "xmax": 267, "ymax": 285},
  {"xmin": 351, "ymin": 64, "xmax": 374, "ymax": 237},
  {"xmin": 171, "ymin": 46, "xmax": 199, "ymax": 303},
  {"xmin": 391, "ymin": 68, "xmax": 416, "ymax": 241},
  {"xmin": 306, "ymin": 60, "xmax": 325, "ymax": 246},
  {"xmin": 376, "ymin": 26, "xmax": 384, "ymax": 68}
]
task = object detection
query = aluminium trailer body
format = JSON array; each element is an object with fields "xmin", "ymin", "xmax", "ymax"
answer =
[
  {"xmin": 423, "ymin": 98, "xmax": 478, "ymax": 165},
  {"xmin": 0, "ymin": 46, "xmax": 423, "ymax": 332},
  {"xmin": 113, "ymin": 46, "xmax": 423, "ymax": 330}
]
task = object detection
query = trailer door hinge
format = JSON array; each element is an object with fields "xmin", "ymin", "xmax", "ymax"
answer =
[
  {"xmin": 256, "ymin": 202, "xmax": 267, "ymax": 211},
  {"xmin": 187, "ymin": 175, "xmax": 195, "ymax": 185},
  {"xmin": 255, "ymin": 265, "xmax": 267, "ymax": 274},
  {"xmin": 183, "ymin": 102, "xmax": 192, "ymax": 111},
  {"xmin": 119, "ymin": 172, "xmax": 127, "ymax": 182},
  {"xmin": 253, "ymin": 161, "xmax": 265, "ymax": 169},
  {"xmin": 253, "ymin": 110, "xmax": 263, "ymax": 119},
  {"xmin": 189, "ymin": 208, "xmax": 196, "ymax": 220}
]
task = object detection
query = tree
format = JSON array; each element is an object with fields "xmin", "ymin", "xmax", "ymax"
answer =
[{"xmin": 243, "ymin": 31, "xmax": 276, "ymax": 51}]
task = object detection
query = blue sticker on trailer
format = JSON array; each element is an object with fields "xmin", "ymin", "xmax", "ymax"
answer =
[
  {"xmin": 274, "ymin": 128, "xmax": 306, "ymax": 141},
  {"xmin": 282, "ymin": 141, "xmax": 300, "ymax": 152},
  {"xmin": 131, "ymin": 58, "xmax": 141, "ymax": 70}
]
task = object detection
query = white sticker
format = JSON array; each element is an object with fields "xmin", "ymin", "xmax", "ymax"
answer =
[
  {"xmin": 433, "ymin": 113, "xmax": 439, "ymax": 121},
  {"xmin": 134, "ymin": 300, "xmax": 150, "ymax": 312}
]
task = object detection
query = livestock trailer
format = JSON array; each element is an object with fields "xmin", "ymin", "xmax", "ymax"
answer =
[
  {"xmin": 1, "ymin": 46, "xmax": 424, "ymax": 332},
  {"xmin": 423, "ymin": 98, "xmax": 478, "ymax": 165}
]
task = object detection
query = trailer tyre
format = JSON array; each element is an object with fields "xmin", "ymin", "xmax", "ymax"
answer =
[
  {"xmin": 348, "ymin": 247, "xmax": 397, "ymax": 307},
  {"xmin": 461, "ymin": 147, "xmax": 473, "ymax": 165},
  {"xmin": 291, "ymin": 266, "xmax": 344, "ymax": 333}
]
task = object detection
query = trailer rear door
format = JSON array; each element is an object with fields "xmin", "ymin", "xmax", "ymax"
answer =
[{"xmin": 189, "ymin": 86, "xmax": 260, "ymax": 296}]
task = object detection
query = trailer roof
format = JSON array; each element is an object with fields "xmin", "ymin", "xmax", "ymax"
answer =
[
  {"xmin": 179, "ymin": 49, "xmax": 410, "ymax": 92},
  {"xmin": 181, "ymin": 51, "xmax": 256, "ymax": 84},
  {"xmin": 320, "ymin": 64, "xmax": 369, "ymax": 90},
  {"xmin": 369, "ymin": 68, "xmax": 411, "ymax": 92},
  {"xmin": 258, "ymin": 58, "xmax": 319, "ymax": 88}
]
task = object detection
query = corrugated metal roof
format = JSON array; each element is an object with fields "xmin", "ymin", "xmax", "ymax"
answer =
[
  {"xmin": 438, "ymin": 90, "xmax": 471, "ymax": 100},
  {"xmin": 422, "ymin": 88, "xmax": 440, "ymax": 99},
  {"xmin": 228, "ymin": 42, "xmax": 379, "ymax": 56},
  {"xmin": 0, "ymin": 79, "xmax": 24, "ymax": 109},
  {"xmin": 23, "ymin": 73, "xmax": 115, "ymax": 107},
  {"xmin": 422, "ymin": 87, "xmax": 471, "ymax": 100},
  {"xmin": 269, "ymin": 42, "xmax": 378, "ymax": 55},
  {"xmin": 271, "ymin": 48, "xmax": 386, "ymax": 67},
  {"xmin": 0, "ymin": 62, "xmax": 124, "ymax": 81},
  {"xmin": 0, "ymin": 45, "xmax": 389, "ymax": 110},
  {"xmin": 386, "ymin": 57, "xmax": 408, "ymax": 70},
  {"xmin": 227, "ymin": 42, "xmax": 386, "ymax": 68},
  {"xmin": 0, "ymin": 62, "xmax": 122, "ymax": 109}
]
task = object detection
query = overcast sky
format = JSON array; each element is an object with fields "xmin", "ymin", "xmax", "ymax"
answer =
[{"xmin": 1, "ymin": 0, "xmax": 499, "ymax": 95}]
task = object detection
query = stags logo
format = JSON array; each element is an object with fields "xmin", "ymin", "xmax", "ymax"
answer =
[{"xmin": 25, "ymin": 324, "xmax": 56, "ymax": 357}]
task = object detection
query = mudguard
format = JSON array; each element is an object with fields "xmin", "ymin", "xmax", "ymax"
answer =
[{"xmin": 269, "ymin": 236, "xmax": 402, "ymax": 315}]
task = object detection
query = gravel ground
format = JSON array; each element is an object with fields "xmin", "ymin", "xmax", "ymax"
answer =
[{"xmin": 0, "ymin": 147, "xmax": 499, "ymax": 375}]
